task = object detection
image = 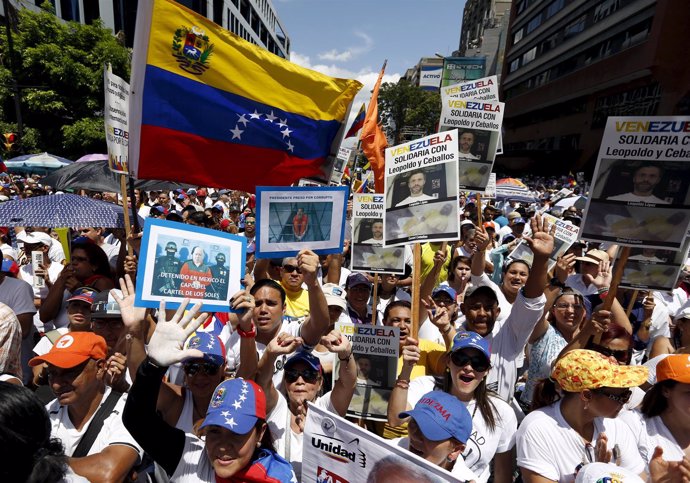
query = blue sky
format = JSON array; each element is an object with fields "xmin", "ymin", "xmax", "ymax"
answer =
[{"xmin": 272, "ymin": 0, "xmax": 467, "ymax": 144}]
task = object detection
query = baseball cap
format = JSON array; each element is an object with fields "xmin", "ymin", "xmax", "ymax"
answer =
[
  {"xmin": 512, "ymin": 217, "xmax": 526, "ymax": 225},
  {"xmin": 673, "ymin": 306, "xmax": 690, "ymax": 321},
  {"xmin": 218, "ymin": 189, "xmax": 230, "ymax": 195},
  {"xmin": 220, "ymin": 219, "xmax": 233, "ymax": 229},
  {"xmin": 17, "ymin": 231, "xmax": 53, "ymax": 247},
  {"xmin": 196, "ymin": 188, "xmax": 207, "ymax": 197},
  {"xmin": 432, "ymin": 285, "xmax": 457, "ymax": 301},
  {"xmin": 551, "ymin": 349, "xmax": 648, "ymax": 392},
  {"xmin": 183, "ymin": 331, "xmax": 226, "ymax": 367},
  {"xmin": 483, "ymin": 221, "xmax": 497, "ymax": 231},
  {"xmin": 655, "ymin": 354, "xmax": 690, "ymax": 384},
  {"xmin": 200, "ymin": 378, "xmax": 266, "ymax": 435},
  {"xmin": 285, "ymin": 349, "xmax": 322, "ymax": 372},
  {"xmin": 91, "ymin": 290, "xmax": 122, "ymax": 319},
  {"xmin": 575, "ymin": 463, "xmax": 644, "ymax": 483},
  {"xmin": 451, "ymin": 330, "xmax": 490, "ymax": 360},
  {"xmin": 29, "ymin": 332, "xmax": 107, "ymax": 368},
  {"xmin": 322, "ymin": 283, "xmax": 346, "ymax": 310},
  {"xmin": 575, "ymin": 249, "xmax": 609, "ymax": 265},
  {"xmin": 187, "ymin": 188, "xmax": 197, "ymax": 195},
  {"xmin": 399, "ymin": 390, "xmax": 472, "ymax": 443},
  {"xmin": 346, "ymin": 272, "xmax": 372, "ymax": 290},
  {"xmin": 67, "ymin": 287, "xmax": 97, "ymax": 305},
  {"xmin": 507, "ymin": 211, "xmax": 521, "ymax": 221},
  {"xmin": 463, "ymin": 284, "xmax": 498, "ymax": 303}
]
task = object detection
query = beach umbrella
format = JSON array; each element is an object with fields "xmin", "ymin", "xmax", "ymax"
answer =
[
  {"xmin": 495, "ymin": 177, "xmax": 537, "ymax": 203},
  {"xmin": 5, "ymin": 153, "xmax": 73, "ymax": 175},
  {"xmin": 76, "ymin": 153, "xmax": 109, "ymax": 162}
]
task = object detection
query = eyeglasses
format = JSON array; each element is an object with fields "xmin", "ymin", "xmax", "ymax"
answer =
[
  {"xmin": 245, "ymin": 221, "xmax": 256, "ymax": 225},
  {"xmin": 283, "ymin": 265, "xmax": 302, "ymax": 274},
  {"xmin": 554, "ymin": 303, "xmax": 584, "ymax": 311},
  {"xmin": 587, "ymin": 342, "xmax": 632, "ymax": 365},
  {"xmin": 433, "ymin": 296, "xmax": 455, "ymax": 306},
  {"xmin": 592, "ymin": 388, "xmax": 632, "ymax": 405},
  {"xmin": 450, "ymin": 351, "xmax": 490, "ymax": 372},
  {"xmin": 183, "ymin": 362, "xmax": 220, "ymax": 376},
  {"xmin": 284, "ymin": 368, "xmax": 319, "ymax": 384}
]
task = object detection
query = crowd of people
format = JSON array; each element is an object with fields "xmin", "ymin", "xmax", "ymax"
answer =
[{"xmin": 0, "ymin": 173, "xmax": 689, "ymax": 483}]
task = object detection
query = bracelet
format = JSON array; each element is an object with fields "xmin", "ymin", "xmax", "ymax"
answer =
[
  {"xmin": 236, "ymin": 323, "xmax": 256, "ymax": 338},
  {"xmin": 597, "ymin": 287, "xmax": 610, "ymax": 294},
  {"xmin": 599, "ymin": 291, "xmax": 609, "ymax": 300},
  {"xmin": 395, "ymin": 378, "xmax": 410, "ymax": 389},
  {"xmin": 338, "ymin": 351, "xmax": 352, "ymax": 362}
]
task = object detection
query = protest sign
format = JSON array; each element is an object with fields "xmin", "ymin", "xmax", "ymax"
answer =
[
  {"xmin": 508, "ymin": 214, "xmax": 579, "ymax": 271},
  {"xmin": 303, "ymin": 403, "xmax": 465, "ymax": 483},
  {"xmin": 351, "ymin": 193, "xmax": 405, "ymax": 275},
  {"xmin": 617, "ymin": 240, "xmax": 690, "ymax": 292},
  {"xmin": 298, "ymin": 178, "xmax": 327, "ymax": 188},
  {"xmin": 255, "ymin": 186, "xmax": 349, "ymax": 258},
  {"xmin": 439, "ymin": 99, "xmax": 505, "ymax": 192},
  {"xmin": 103, "ymin": 65, "xmax": 129, "ymax": 174},
  {"xmin": 135, "ymin": 218, "xmax": 246, "ymax": 312},
  {"xmin": 384, "ymin": 131, "xmax": 460, "ymax": 246},
  {"xmin": 330, "ymin": 147, "xmax": 352, "ymax": 184},
  {"xmin": 581, "ymin": 116, "xmax": 690, "ymax": 249},
  {"xmin": 482, "ymin": 172, "xmax": 497, "ymax": 198},
  {"xmin": 335, "ymin": 322, "xmax": 399, "ymax": 421},
  {"xmin": 440, "ymin": 75, "xmax": 499, "ymax": 102},
  {"xmin": 550, "ymin": 188, "xmax": 573, "ymax": 205}
]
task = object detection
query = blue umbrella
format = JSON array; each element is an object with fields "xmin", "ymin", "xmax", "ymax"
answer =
[
  {"xmin": 5, "ymin": 152, "xmax": 73, "ymax": 175},
  {"xmin": 0, "ymin": 193, "xmax": 135, "ymax": 228}
]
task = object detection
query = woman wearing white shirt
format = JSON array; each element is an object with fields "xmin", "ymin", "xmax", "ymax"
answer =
[{"xmin": 517, "ymin": 349, "xmax": 648, "ymax": 483}]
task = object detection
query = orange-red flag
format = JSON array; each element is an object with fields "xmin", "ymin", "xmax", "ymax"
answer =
[{"xmin": 360, "ymin": 61, "xmax": 388, "ymax": 193}]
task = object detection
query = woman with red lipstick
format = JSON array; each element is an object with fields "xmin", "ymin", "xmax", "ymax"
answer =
[
  {"xmin": 123, "ymin": 299, "xmax": 295, "ymax": 482},
  {"xmin": 389, "ymin": 330, "xmax": 518, "ymax": 483}
]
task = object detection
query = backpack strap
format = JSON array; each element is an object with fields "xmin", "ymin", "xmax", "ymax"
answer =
[{"xmin": 72, "ymin": 390, "xmax": 123, "ymax": 458}]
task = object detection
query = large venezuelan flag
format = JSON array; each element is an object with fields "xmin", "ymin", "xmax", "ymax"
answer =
[{"xmin": 129, "ymin": 0, "xmax": 362, "ymax": 191}]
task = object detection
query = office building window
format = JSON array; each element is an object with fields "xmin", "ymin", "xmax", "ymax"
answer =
[
  {"xmin": 546, "ymin": 0, "xmax": 565, "ymax": 18},
  {"xmin": 509, "ymin": 58, "xmax": 521, "ymax": 73},
  {"xmin": 83, "ymin": 0, "xmax": 99, "ymax": 24},
  {"xmin": 564, "ymin": 14, "xmax": 586, "ymax": 39},
  {"xmin": 513, "ymin": 28, "xmax": 524, "ymax": 45},
  {"xmin": 526, "ymin": 13, "xmax": 542, "ymax": 33},
  {"xmin": 60, "ymin": 0, "xmax": 79, "ymax": 21},
  {"xmin": 522, "ymin": 46, "xmax": 537, "ymax": 65}
]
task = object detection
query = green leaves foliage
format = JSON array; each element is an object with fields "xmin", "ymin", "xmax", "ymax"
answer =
[{"xmin": 378, "ymin": 80, "xmax": 441, "ymax": 143}]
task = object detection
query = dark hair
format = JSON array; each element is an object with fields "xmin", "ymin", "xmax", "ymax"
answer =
[
  {"xmin": 250, "ymin": 279, "xmax": 286, "ymax": 305},
  {"xmin": 181, "ymin": 205, "xmax": 197, "ymax": 216},
  {"xmin": 440, "ymin": 371, "xmax": 497, "ymax": 431},
  {"xmin": 383, "ymin": 300, "xmax": 411, "ymax": 322},
  {"xmin": 0, "ymin": 382, "xmax": 68, "ymax": 483},
  {"xmin": 589, "ymin": 322, "xmax": 633, "ymax": 348},
  {"xmin": 407, "ymin": 169, "xmax": 425, "ymax": 180},
  {"xmin": 503, "ymin": 258, "xmax": 530, "ymax": 274},
  {"xmin": 447, "ymin": 256, "xmax": 471, "ymax": 282},
  {"xmin": 641, "ymin": 379, "xmax": 677, "ymax": 418},
  {"xmin": 187, "ymin": 211, "xmax": 206, "ymax": 226},
  {"xmin": 166, "ymin": 213, "xmax": 183, "ymax": 223},
  {"xmin": 531, "ymin": 377, "xmax": 565, "ymax": 411},
  {"xmin": 71, "ymin": 242, "xmax": 112, "ymax": 279}
]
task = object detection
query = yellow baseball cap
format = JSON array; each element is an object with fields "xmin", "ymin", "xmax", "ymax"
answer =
[{"xmin": 551, "ymin": 349, "xmax": 648, "ymax": 392}]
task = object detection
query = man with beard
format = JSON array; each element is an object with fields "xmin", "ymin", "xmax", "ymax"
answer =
[
  {"xmin": 396, "ymin": 170, "xmax": 436, "ymax": 207},
  {"xmin": 458, "ymin": 131, "xmax": 480, "ymax": 160},
  {"xmin": 607, "ymin": 163, "xmax": 669, "ymax": 204},
  {"xmin": 362, "ymin": 219, "xmax": 384, "ymax": 244}
]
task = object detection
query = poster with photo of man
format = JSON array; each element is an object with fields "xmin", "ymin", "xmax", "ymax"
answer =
[
  {"xmin": 617, "ymin": 240, "xmax": 690, "ymax": 292},
  {"xmin": 136, "ymin": 218, "xmax": 246, "ymax": 312},
  {"xmin": 351, "ymin": 193, "xmax": 405, "ymax": 275},
  {"xmin": 439, "ymin": 99, "xmax": 504, "ymax": 192},
  {"xmin": 384, "ymin": 131, "xmax": 460, "ymax": 246},
  {"xmin": 581, "ymin": 116, "xmax": 690, "ymax": 249},
  {"xmin": 255, "ymin": 186, "xmax": 349, "ymax": 258}
]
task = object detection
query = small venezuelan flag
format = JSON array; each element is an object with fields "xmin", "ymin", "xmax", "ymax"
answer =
[
  {"xmin": 345, "ymin": 103, "xmax": 366, "ymax": 138},
  {"xmin": 129, "ymin": 0, "xmax": 362, "ymax": 191}
]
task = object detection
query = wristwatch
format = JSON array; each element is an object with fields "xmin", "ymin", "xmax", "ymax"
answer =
[{"xmin": 549, "ymin": 277, "xmax": 566, "ymax": 288}]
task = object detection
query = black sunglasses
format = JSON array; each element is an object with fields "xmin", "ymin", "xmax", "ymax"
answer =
[
  {"xmin": 450, "ymin": 351, "xmax": 490, "ymax": 372},
  {"xmin": 587, "ymin": 343, "xmax": 632, "ymax": 365},
  {"xmin": 284, "ymin": 368, "xmax": 319, "ymax": 384},
  {"xmin": 592, "ymin": 388, "xmax": 632, "ymax": 405},
  {"xmin": 283, "ymin": 264, "xmax": 302, "ymax": 274},
  {"xmin": 183, "ymin": 361, "xmax": 220, "ymax": 376}
]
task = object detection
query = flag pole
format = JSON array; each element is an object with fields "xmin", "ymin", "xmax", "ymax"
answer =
[{"xmin": 411, "ymin": 243, "xmax": 422, "ymax": 339}]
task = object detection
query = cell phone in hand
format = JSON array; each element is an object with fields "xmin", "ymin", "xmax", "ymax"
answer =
[{"xmin": 32, "ymin": 252, "xmax": 45, "ymax": 288}]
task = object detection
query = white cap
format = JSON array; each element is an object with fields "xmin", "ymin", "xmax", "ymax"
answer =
[
  {"xmin": 16, "ymin": 231, "xmax": 53, "ymax": 247},
  {"xmin": 322, "ymin": 283, "xmax": 346, "ymax": 310},
  {"xmin": 575, "ymin": 463, "xmax": 643, "ymax": 483}
]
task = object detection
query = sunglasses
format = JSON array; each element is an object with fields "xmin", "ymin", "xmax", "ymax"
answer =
[
  {"xmin": 183, "ymin": 362, "xmax": 220, "ymax": 376},
  {"xmin": 284, "ymin": 368, "xmax": 319, "ymax": 384},
  {"xmin": 587, "ymin": 343, "xmax": 632, "ymax": 365},
  {"xmin": 283, "ymin": 265, "xmax": 302, "ymax": 274},
  {"xmin": 450, "ymin": 351, "xmax": 490, "ymax": 372},
  {"xmin": 592, "ymin": 388, "xmax": 632, "ymax": 405},
  {"xmin": 245, "ymin": 221, "xmax": 256, "ymax": 225}
]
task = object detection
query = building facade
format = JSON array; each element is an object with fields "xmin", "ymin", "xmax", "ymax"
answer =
[
  {"xmin": 499, "ymin": 0, "xmax": 689, "ymax": 173},
  {"xmin": 459, "ymin": 0, "xmax": 512, "ymax": 78},
  {"xmin": 9, "ymin": 0, "xmax": 290, "ymax": 57}
]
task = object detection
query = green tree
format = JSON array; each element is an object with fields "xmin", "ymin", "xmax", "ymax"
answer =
[
  {"xmin": 378, "ymin": 79, "xmax": 441, "ymax": 143},
  {"xmin": 0, "ymin": 3, "xmax": 130, "ymax": 158}
]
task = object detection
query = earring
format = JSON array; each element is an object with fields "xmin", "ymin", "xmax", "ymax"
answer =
[{"xmin": 445, "ymin": 455, "xmax": 455, "ymax": 464}]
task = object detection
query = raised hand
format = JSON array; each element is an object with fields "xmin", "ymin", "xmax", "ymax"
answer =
[
  {"xmin": 422, "ymin": 296, "xmax": 452, "ymax": 333},
  {"xmin": 583, "ymin": 259, "xmax": 612, "ymax": 289},
  {"xmin": 554, "ymin": 253, "xmax": 576, "ymax": 283},
  {"xmin": 400, "ymin": 337, "xmax": 421, "ymax": 367},
  {"xmin": 320, "ymin": 330, "xmax": 351, "ymax": 359},
  {"xmin": 649, "ymin": 446, "xmax": 690, "ymax": 483},
  {"xmin": 229, "ymin": 288, "xmax": 255, "ymax": 330},
  {"xmin": 523, "ymin": 214, "xmax": 555, "ymax": 259},
  {"xmin": 266, "ymin": 332, "xmax": 303, "ymax": 356},
  {"xmin": 147, "ymin": 298, "xmax": 208, "ymax": 367},
  {"xmin": 474, "ymin": 229, "xmax": 490, "ymax": 252},
  {"xmin": 111, "ymin": 275, "xmax": 146, "ymax": 331},
  {"xmin": 297, "ymin": 249, "xmax": 320, "ymax": 286}
]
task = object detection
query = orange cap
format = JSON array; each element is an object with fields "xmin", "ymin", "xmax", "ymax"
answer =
[
  {"xmin": 29, "ymin": 332, "xmax": 107, "ymax": 368},
  {"xmin": 656, "ymin": 354, "xmax": 690, "ymax": 384},
  {"xmin": 551, "ymin": 349, "xmax": 648, "ymax": 392}
]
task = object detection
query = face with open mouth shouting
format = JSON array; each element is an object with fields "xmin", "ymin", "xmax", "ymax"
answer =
[{"xmin": 448, "ymin": 348, "xmax": 490, "ymax": 399}]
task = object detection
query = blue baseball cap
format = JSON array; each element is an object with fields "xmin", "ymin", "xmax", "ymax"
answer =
[
  {"xmin": 200, "ymin": 378, "xmax": 266, "ymax": 434},
  {"xmin": 451, "ymin": 330, "xmax": 491, "ymax": 361},
  {"xmin": 346, "ymin": 272, "xmax": 372, "ymax": 289},
  {"xmin": 400, "ymin": 390, "xmax": 472, "ymax": 443},
  {"xmin": 284, "ymin": 349, "xmax": 322, "ymax": 372},
  {"xmin": 432, "ymin": 285, "xmax": 457, "ymax": 301},
  {"xmin": 183, "ymin": 331, "xmax": 226, "ymax": 367},
  {"xmin": 513, "ymin": 217, "xmax": 526, "ymax": 225}
]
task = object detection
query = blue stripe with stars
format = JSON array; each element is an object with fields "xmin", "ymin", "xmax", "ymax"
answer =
[{"xmin": 142, "ymin": 66, "xmax": 342, "ymax": 160}]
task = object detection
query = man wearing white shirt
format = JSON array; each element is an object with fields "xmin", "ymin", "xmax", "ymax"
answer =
[
  {"xmin": 607, "ymin": 164, "xmax": 669, "ymax": 204},
  {"xmin": 396, "ymin": 170, "xmax": 436, "ymax": 207}
]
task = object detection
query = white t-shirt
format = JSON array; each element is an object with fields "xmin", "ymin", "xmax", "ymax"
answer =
[
  {"xmin": 267, "ymin": 390, "xmax": 335, "ymax": 481},
  {"xmin": 19, "ymin": 261, "xmax": 63, "ymax": 299},
  {"xmin": 47, "ymin": 387, "xmax": 143, "ymax": 459},
  {"xmin": 565, "ymin": 274, "xmax": 599, "ymax": 296},
  {"xmin": 169, "ymin": 433, "xmax": 214, "ymax": 482},
  {"xmin": 0, "ymin": 243, "xmax": 18, "ymax": 260},
  {"xmin": 49, "ymin": 242, "xmax": 66, "ymax": 264},
  {"xmin": 392, "ymin": 437, "xmax": 478, "ymax": 482},
  {"xmin": 406, "ymin": 376, "xmax": 518, "ymax": 483},
  {"xmin": 33, "ymin": 327, "xmax": 69, "ymax": 356},
  {"xmin": 226, "ymin": 318, "xmax": 302, "ymax": 388},
  {"xmin": 516, "ymin": 400, "xmax": 645, "ymax": 483},
  {"xmin": 621, "ymin": 410, "xmax": 686, "ymax": 465}
]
